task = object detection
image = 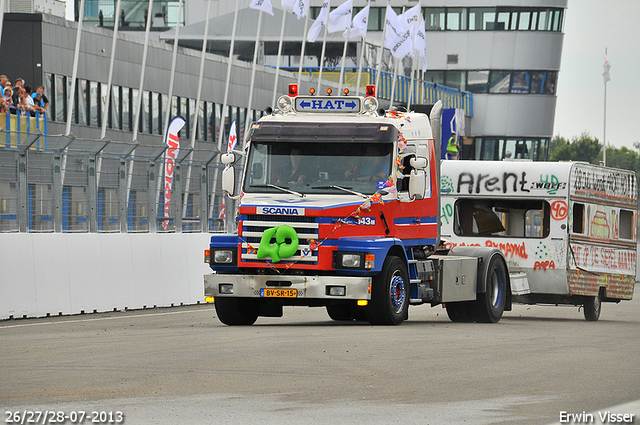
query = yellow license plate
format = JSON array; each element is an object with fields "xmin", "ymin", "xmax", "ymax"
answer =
[{"xmin": 260, "ymin": 288, "xmax": 298, "ymax": 298}]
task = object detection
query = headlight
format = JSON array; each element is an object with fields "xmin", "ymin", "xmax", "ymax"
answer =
[
  {"xmin": 277, "ymin": 95, "xmax": 293, "ymax": 112},
  {"xmin": 213, "ymin": 249, "xmax": 234, "ymax": 264},
  {"xmin": 341, "ymin": 253, "xmax": 362, "ymax": 268},
  {"xmin": 363, "ymin": 97, "xmax": 378, "ymax": 112}
]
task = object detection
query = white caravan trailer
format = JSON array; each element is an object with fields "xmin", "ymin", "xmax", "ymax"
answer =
[{"xmin": 440, "ymin": 161, "xmax": 637, "ymax": 320}]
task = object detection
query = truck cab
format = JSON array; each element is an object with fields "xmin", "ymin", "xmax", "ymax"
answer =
[{"xmin": 205, "ymin": 86, "xmax": 510, "ymax": 325}]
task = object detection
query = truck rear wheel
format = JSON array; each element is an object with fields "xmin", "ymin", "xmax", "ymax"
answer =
[
  {"xmin": 474, "ymin": 255, "xmax": 507, "ymax": 323},
  {"xmin": 366, "ymin": 256, "xmax": 409, "ymax": 325},
  {"xmin": 583, "ymin": 292, "xmax": 602, "ymax": 321},
  {"xmin": 214, "ymin": 297, "xmax": 259, "ymax": 326}
]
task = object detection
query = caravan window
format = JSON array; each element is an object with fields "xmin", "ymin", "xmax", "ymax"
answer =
[
  {"xmin": 454, "ymin": 198, "xmax": 550, "ymax": 238},
  {"xmin": 572, "ymin": 203, "xmax": 585, "ymax": 234},
  {"xmin": 619, "ymin": 209, "xmax": 634, "ymax": 240}
]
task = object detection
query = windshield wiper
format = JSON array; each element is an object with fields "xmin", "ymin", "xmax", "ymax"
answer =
[
  {"xmin": 253, "ymin": 184, "xmax": 305, "ymax": 197},
  {"xmin": 311, "ymin": 185, "xmax": 368, "ymax": 198}
]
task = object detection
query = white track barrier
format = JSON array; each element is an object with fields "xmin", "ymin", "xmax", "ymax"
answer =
[{"xmin": 0, "ymin": 233, "xmax": 212, "ymax": 319}]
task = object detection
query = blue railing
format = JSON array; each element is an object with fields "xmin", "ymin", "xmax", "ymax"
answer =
[{"xmin": 2, "ymin": 112, "xmax": 48, "ymax": 150}]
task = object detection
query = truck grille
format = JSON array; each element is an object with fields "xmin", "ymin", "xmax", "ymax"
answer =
[{"xmin": 240, "ymin": 215, "xmax": 319, "ymax": 264}]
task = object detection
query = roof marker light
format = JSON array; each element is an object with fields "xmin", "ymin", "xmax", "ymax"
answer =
[
  {"xmin": 288, "ymin": 83, "xmax": 298, "ymax": 98},
  {"xmin": 366, "ymin": 85, "xmax": 375, "ymax": 97},
  {"xmin": 343, "ymin": 88, "xmax": 349, "ymax": 95},
  {"xmin": 326, "ymin": 88, "xmax": 332, "ymax": 95},
  {"xmin": 309, "ymin": 87, "xmax": 316, "ymax": 96}
]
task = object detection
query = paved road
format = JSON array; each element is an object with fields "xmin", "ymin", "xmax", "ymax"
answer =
[{"xmin": 2, "ymin": 288, "xmax": 639, "ymax": 425}]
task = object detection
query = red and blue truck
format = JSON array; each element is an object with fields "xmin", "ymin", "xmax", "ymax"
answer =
[{"xmin": 204, "ymin": 85, "xmax": 511, "ymax": 325}]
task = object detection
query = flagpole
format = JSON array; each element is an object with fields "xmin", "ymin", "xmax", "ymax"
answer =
[
  {"xmin": 317, "ymin": 0, "xmax": 331, "ymax": 94},
  {"xmin": 245, "ymin": 10, "xmax": 264, "ymax": 137},
  {"xmin": 338, "ymin": 27, "xmax": 350, "ymax": 93},
  {"xmin": 375, "ymin": 0, "xmax": 391, "ymax": 99},
  {"xmin": 389, "ymin": 57, "xmax": 399, "ymax": 109},
  {"xmin": 155, "ymin": 0, "xmax": 183, "ymax": 228},
  {"xmin": 97, "ymin": 0, "xmax": 122, "ymax": 188},
  {"xmin": 355, "ymin": 36, "xmax": 366, "ymax": 96},
  {"xmin": 297, "ymin": 4, "xmax": 311, "ymax": 88},
  {"xmin": 183, "ymin": 0, "xmax": 213, "ymax": 218},
  {"xmin": 212, "ymin": 0, "xmax": 240, "ymax": 230},
  {"xmin": 603, "ymin": 47, "xmax": 608, "ymax": 167},
  {"xmin": 272, "ymin": 8, "xmax": 288, "ymax": 107},
  {"xmin": 126, "ymin": 0, "xmax": 155, "ymax": 226}
]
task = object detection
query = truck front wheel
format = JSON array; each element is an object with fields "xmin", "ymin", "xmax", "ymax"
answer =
[
  {"xmin": 214, "ymin": 297, "xmax": 259, "ymax": 326},
  {"xmin": 474, "ymin": 255, "xmax": 507, "ymax": 323},
  {"xmin": 366, "ymin": 256, "xmax": 409, "ymax": 325}
]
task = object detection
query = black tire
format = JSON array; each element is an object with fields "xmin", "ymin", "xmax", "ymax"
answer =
[
  {"xmin": 583, "ymin": 293, "xmax": 602, "ymax": 321},
  {"xmin": 326, "ymin": 304, "xmax": 354, "ymax": 321},
  {"xmin": 366, "ymin": 256, "xmax": 409, "ymax": 325},
  {"xmin": 214, "ymin": 297, "xmax": 259, "ymax": 326},
  {"xmin": 445, "ymin": 301, "xmax": 476, "ymax": 322},
  {"xmin": 474, "ymin": 255, "xmax": 508, "ymax": 323}
]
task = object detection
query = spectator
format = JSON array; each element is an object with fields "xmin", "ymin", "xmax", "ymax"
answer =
[
  {"xmin": 0, "ymin": 75, "xmax": 7, "ymax": 89},
  {"xmin": 11, "ymin": 79, "xmax": 24, "ymax": 106},
  {"xmin": 3, "ymin": 86, "xmax": 15, "ymax": 113},
  {"xmin": 31, "ymin": 85, "xmax": 49, "ymax": 114},
  {"xmin": 17, "ymin": 87, "xmax": 35, "ymax": 116}
]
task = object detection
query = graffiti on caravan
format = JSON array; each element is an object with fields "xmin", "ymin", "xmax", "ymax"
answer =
[
  {"xmin": 572, "ymin": 166, "xmax": 636, "ymax": 201},
  {"xmin": 454, "ymin": 171, "xmax": 567, "ymax": 194}
]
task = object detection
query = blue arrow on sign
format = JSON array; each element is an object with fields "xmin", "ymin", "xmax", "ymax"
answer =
[
  {"xmin": 299, "ymin": 100, "xmax": 311, "ymax": 108},
  {"xmin": 345, "ymin": 101, "xmax": 356, "ymax": 109}
]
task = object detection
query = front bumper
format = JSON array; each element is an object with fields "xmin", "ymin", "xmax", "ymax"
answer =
[{"xmin": 204, "ymin": 273, "xmax": 372, "ymax": 300}]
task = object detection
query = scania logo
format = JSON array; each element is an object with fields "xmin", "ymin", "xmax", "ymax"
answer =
[{"xmin": 258, "ymin": 207, "xmax": 305, "ymax": 215}]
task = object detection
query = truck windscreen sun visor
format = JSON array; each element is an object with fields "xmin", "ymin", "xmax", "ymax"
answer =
[{"xmin": 250, "ymin": 122, "xmax": 399, "ymax": 144}]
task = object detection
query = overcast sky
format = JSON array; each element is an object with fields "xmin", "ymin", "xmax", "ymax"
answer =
[{"xmin": 554, "ymin": 0, "xmax": 640, "ymax": 149}]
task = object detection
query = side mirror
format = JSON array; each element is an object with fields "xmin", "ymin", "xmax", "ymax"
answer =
[
  {"xmin": 409, "ymin": 169, "xmax": 426, "ymax": 200},
  {"xmin": 410, "ymin": 157, "xmax": 427, "ymax": 169},
  {"xmin": 222, "ymin": 166, "xmax": 235, "ymax": 196},
  {"xmin": 221, "ymin": 152, "xmax": 235, "ymax": 165}
]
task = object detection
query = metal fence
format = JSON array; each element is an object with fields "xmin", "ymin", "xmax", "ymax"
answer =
[{"xmin": 0, "ymin": 127, "xmax": 233, "ymax": 234}]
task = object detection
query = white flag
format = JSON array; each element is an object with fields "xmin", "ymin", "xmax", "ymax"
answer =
[
  {"xmin": 307, "ymin": 0, "xmax": 329, "ymax": 42},
  {"xmin": 415, "ymin": 15, "xmax": 427, "ymax": 72},
  {"xmin": 384, "ymin": 6, "xmax": 412, "ymax": 60},
  {"xmin": 250, "ymin": 0, "xmax": 274, "ymax": 16},
  {"xmin": 292, "ymin": 0, "xmax": 309, "ymax": 19},
  {"xmin": 227, "ymin": 120, "xmax": 238, "ymax": 152},
  {"xmin": 603, "ymin": 55, "xmax": 611, "ymax": 83},
  {"xmin": 282, "ymin": 0, "xmax": 296, "ymax": 11},
  {"xmin": 401, "ymin": 4, "xmax": 421, "ymax": 58},
  {"xmin": 345, "ymin": 4, "xmax": 369, "ymax": 39},
  {"xmin": 328, "ymin": 0, "xmax": 353, "ymax": 34},
  {"xmin": 401, "ymin": 4, "xmax": 421, "ymax": 29}
]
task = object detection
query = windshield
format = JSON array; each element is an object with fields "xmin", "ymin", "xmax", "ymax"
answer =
[{"xmin": 243, "ymin": 141, "xmax": 394, "ymax": 196}]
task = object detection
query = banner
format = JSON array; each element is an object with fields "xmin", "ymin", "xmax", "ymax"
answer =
[
  {"xmin": 227, "ymin": 120, "xmax": 238, "ymax": 152},
  {"xmin": 250, "ymin": 0, "xmax": 274, "ymax": 16},
  {"xmin": 163, "ymin": 116, "xmax": 186, "ymax": 229},
  {"xmin": 603, "ymin": 55, "xmax": 611, "ymax": 83},
  {"xmin": 345, "ymin": 4, "xmax": 369, "ymax": 39}
]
